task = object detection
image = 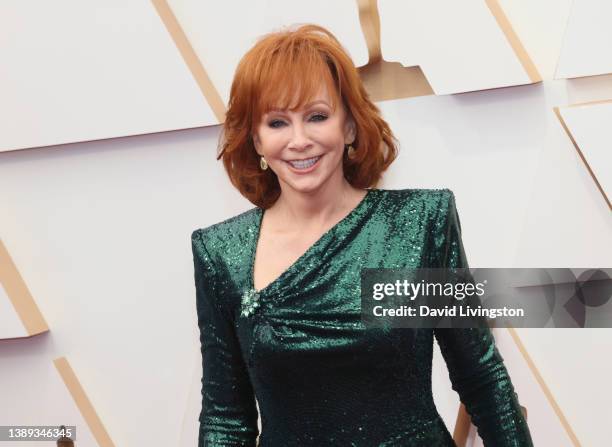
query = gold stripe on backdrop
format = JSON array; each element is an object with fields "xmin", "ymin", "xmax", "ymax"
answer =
[
  {"xmin": 508, "ymin": 327, "xmax": 582, "ymax": 446},
  {"xmin": 151, "ymin": 0, "xmax": 226, "ymax": 123},
  {"xmin": 554, "ymin": 104, "xmax": 611, "ymax": 210},
  {"xmin": 485, "ymin": 0, "xmax": 542, "ymax": 83},
  {"xmin": 0, "ymin": 239, "xmax": 48, "ymax": 337},
  {"xmin": 54, "ymin": 357, "xmax": 116, "ymax": 447}
]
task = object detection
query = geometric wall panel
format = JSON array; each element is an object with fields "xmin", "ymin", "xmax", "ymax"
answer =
[
  {"xmin": 167, "ymin": 0, "xmax": 369, "ymax": 107},
  {"xmin": 516, "ymin": 329, "xmax": 612, "ymax": 447},
  {"xmin": 2, "ymin": 1, "xmax": 609, "ymax": 445},
  {"xmin": 554, "ymin": 100, "xmax": 612, "ymax": 210},
  {"xmin": 0, "ymin": 282, "xmax": 29, "ymax": 337},
  {"xmin": 555, "ymin": 0, "xmax": 612, "ymax": 79},
  {"xmin": 378, "ymin": 0, "xmax": 540, "ymax": 95},
  {"xmin": 0, "ymin": 239, "xmax": 48, "ymax": 339},
  {"xmin": 54, "ymin": 357, "xmax": 115, "ymax": 447},
  {"xmin": 0, "ymin": 354, "xmax": 112, "ymax": 446},
  {"xmin": 0, "ymin": 0, "xmax": 216, "ymax": 153},
  {"xmin": 169, "ymin": 0, "xmax": 540, "ymax": 103}
]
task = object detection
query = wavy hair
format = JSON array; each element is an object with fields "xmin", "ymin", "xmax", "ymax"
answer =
[{"xmin": 217, "ymin": 23, "xmax": 399, "ymax": 209}]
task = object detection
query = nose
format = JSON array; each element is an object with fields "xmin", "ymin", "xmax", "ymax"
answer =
[{"xmin": 288, "ymin": 120, "xmax": 312, "ymax": 151}]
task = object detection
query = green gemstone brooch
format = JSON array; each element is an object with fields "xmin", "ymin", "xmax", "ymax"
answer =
[{"xmin": 240, "ymin": 287, "xmax": 261, "ymax": 317}]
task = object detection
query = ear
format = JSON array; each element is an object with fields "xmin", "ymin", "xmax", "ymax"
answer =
[{"xmin": 343, "ymin": 113, "xmax": 356, "ymax": 145}]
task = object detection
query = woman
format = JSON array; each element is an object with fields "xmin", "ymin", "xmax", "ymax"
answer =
[{"xmin": 191, "ymin": 24, "xmax": 533, "ymax": 446}]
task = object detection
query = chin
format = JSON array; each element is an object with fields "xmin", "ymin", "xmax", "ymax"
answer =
[
  {"xmin": 286, "ymin": 182, "xmax": 323, "ymax": 194},
  {"xmin": 277, "ymin": 175, "xmax": 322, "ymax": 192}
]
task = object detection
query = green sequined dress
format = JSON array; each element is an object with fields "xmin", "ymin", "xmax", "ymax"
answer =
[{"xmin": 191, "ymin": 188, "xmax": 534, "ymax": 446}]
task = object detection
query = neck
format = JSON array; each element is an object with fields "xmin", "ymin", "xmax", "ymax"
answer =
[{"xmin": 270, "ymin": 177, "xmax": 365, "ymax": 233}]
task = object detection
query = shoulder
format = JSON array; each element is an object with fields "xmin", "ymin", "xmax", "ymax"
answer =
[
  {"xmin": 191, "ymin": 206, "xmax": 259, "ymax": 261},
  {"xmin": 380, "ymin": 188, "xmax": 464, "ymax": 266},
  {"xmin": 377, "ymin": 187, "xmax": 456, "ymax": 219},
  {"xmin": 374, "ymin": 188, "xmax": 460, "ymax": 242}
]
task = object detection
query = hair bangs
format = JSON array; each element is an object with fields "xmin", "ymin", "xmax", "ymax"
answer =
[{"xmin": 252, "ymin": 40, "xmax": 340, "ymax": 126}]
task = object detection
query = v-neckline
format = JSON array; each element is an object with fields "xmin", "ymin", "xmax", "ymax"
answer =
[{"xmin": 248, "ymin": 189, "xmax": 374, "ymax": 295}]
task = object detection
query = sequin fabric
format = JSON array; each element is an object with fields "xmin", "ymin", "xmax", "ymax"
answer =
[{"xmin": 191, "ymin": 188, "xmax": 534, "ymax": 447}]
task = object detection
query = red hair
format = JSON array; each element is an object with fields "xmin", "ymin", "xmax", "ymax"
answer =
[{"xmin": 217, "ymin": 23, "xmax": 398, "ymax": 209}]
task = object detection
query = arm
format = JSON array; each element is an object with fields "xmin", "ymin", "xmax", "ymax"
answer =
[
  {"xmin": 432, "ymin": 191, "xmax": 534, "ymax": 446},
  {"xmin": 191, "ymin": 229, "xmax": 259, "ymax": 446}
]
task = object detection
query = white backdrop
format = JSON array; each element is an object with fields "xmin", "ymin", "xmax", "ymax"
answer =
[{"xmin": 1, "ymin": 1, "xmax": 611, "ymax": 446}]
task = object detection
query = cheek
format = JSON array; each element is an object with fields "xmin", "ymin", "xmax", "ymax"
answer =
[
  {"xmin": 258, "ymin": 131, "xmax": 286, "ymax": 156},
  {"xmin": 318, "ymin": 122, "xmax": 347, "ymax": 146},
  {"xmin": 320, "ymin": 131, "xmax": 346, "ymax": 154},
  {"xmin": 313, "ymin": 126, "xmax": 344, "ymax": 152}
]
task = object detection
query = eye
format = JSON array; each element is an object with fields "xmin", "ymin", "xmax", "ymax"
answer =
[
  {"xmin": 268, "ymin": 119, "xmax": 285, "ymax": 128},
  {"xmin": 310, "ymin": 113, "xmax": 328, "ymax": 122},
  {"xmin": 267, "ymin": 113, "xmax": 327, "ymax": 128}
]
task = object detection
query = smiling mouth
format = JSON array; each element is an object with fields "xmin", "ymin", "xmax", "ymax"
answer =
[{"xmin": 286, "ymin": 155, "xmax": 322, "ymax": 170}]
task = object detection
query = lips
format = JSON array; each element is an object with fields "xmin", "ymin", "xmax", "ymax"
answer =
[{"xmin": 286, "ymin": 155, "xmax": 321, "ymax": 170}]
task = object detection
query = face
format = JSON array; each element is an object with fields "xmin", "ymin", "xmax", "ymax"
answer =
[{"xmin": 252, "ymin": 83, "xmax": 356, "ymax": 195}]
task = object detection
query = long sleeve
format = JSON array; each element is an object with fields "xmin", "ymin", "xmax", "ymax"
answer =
[
  {"xmin": 191, "ymin": 229, "xmax": 259, "ymax": 447},
  {"xmin": 432, "ymin": 192, "xmax": 534, "ymax": 446}
]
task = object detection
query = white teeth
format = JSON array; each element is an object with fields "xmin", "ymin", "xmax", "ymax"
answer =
[{"xmin": 288, "ymin": 156, "xmax": 320, "ymax": 170}]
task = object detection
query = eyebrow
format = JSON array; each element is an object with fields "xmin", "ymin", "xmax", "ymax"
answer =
[{"xmin": 267, "ymin": 100, "xmax": 330, "ymax": 113}]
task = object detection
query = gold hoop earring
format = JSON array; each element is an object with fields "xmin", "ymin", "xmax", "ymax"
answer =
[
  {"xmin": 346, "ymin": 144, "xmax": 356, "ymax": 160},
  {"xmin": 260, "ymin": 156, "xmax": 268, "ymax": 170}
]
